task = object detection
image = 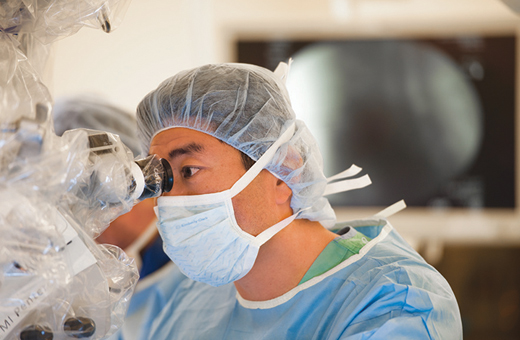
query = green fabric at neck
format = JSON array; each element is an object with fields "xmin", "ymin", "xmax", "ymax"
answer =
[{"xmin": 299, "ymin": 230, "xmax": 372, "ymax": 285}]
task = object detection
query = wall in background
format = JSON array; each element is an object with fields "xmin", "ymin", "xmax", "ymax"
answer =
[
  {"xmin": 50, "ymin": 0, "xmax": 218, "ymax": 112},
  {"xmin": 50, "ymin": 0, "xmax": 520, "ymax": 112}
]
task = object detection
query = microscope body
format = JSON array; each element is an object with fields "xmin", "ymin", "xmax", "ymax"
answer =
[{"xmin": 0, "ymin": 0, "xmax": 173, "ymax": 339}]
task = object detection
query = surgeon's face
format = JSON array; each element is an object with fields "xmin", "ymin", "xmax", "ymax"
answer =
[{"xmin": 149, "ymin": 128, "xmax": 282, "ymax": 236}]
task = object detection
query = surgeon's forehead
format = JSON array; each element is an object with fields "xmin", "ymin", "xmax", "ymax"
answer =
[{"xmin": 150, "ymin": 127, "xmax": 239, "ymax": 158}]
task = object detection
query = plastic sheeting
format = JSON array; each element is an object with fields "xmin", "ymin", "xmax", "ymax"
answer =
[{"xmin": 0, "ymin": 1, "xmax": 152, "ymax": 339}]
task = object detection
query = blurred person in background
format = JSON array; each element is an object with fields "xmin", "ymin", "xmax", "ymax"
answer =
[{"xmin": 53, "ymin": 96, "xmax": 174, "ymax": 340}]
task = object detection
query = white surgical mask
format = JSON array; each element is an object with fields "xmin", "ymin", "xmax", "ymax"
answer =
[
  {"xmin": 154, "ymin": 124, "xmax": 297, "ymax": 286},
  {"xmin": 154, "ymin": 123, "xmax": 372, "ymax": 287}
]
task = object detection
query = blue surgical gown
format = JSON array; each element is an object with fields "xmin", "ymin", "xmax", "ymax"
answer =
[{"xmin": 136, "ymin": 218, "xmax": 463, "ymax": 339}]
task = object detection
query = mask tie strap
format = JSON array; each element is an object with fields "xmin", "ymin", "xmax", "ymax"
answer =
[
  {"xmin": 373, "ymin": 200, "xmax": 407, "ymax": 219},
  {"xmin": 273, "ymin": 58, "xmax": 293, "ymax": 83},
  {"xmin": 253, "ymin": 213, "xmax": 298, "ymax": 247},
  {"xmin": 252, "ymin": 208, "xmax": 309, "ymax": 247},
  {"xmin": 323, "ymin": 164, "xmax": 372, "ymax": 196},
  {"xmin": 230, "ymin": 122, "xmax": 296, "ymax": 197}
]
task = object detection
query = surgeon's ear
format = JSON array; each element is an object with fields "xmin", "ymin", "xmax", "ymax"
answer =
[{"xmin": 275, "ymin": 179, "xmax": 292, "ymax": 206}]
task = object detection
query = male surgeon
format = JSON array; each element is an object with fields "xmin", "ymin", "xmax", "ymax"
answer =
[{"xmin": 135, "ymin": 62, "xmax": 462, "ymax": 339}]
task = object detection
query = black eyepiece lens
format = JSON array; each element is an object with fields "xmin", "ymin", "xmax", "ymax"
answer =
[{"xmin": 160, "ymin": 158, "xmax": 173, "ymax": 193}]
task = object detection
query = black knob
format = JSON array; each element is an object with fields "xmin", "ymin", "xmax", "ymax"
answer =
[
  {"xmin": 20, "ymin": 325, "xmax": 53, "ymax": 340},
  {"xmin": 63, "ymin": 317, "xmax": 96, "ymax": 338}
]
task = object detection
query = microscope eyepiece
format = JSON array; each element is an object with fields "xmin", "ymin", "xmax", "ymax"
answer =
[{"xmin": 133, "ymin": 155, "xmax": 173, "ymax": 200}]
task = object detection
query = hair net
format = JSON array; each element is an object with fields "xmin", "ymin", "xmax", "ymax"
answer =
[
  {"xmin": 136, "ymin": 63, "xmax": 337, "ymax": 227},
  {"xmin": 53, "ymin": 95, "xmax": 141, "ymax": 156}
]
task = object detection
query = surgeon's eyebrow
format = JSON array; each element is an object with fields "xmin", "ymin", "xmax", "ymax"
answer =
[{"xmin": 168, "ymin": 142, "xmax": 205, "ymax": 160}]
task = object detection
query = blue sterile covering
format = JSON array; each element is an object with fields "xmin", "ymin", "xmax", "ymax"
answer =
[{"xmin": 115, "ymin": 218, "xmax": 462, "ymax": 340}]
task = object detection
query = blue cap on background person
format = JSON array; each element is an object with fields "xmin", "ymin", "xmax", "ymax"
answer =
[{"xmin": 53, "ymin": 95, "xmax": 141, "ymax": 157}]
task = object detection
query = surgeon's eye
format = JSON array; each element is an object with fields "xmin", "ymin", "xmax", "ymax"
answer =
[{"xmin": 181, "ymin": 166, "xmax": 200, "ymax": 179}]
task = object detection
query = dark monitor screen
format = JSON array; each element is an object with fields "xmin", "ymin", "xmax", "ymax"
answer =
[{"xmin": 237, "ymin": 37, "xmax": 515, "ymax": 209}]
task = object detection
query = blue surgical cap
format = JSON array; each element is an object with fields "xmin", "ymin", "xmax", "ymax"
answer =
[{"xmin": 136, "ymin": 63, "xmax": 336, "ymax": 227}]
